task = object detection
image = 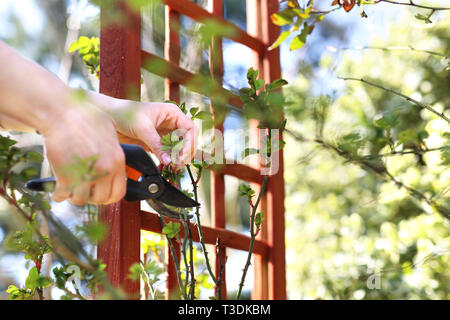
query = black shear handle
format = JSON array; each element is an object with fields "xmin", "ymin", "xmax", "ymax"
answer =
[
  {"xmin": 121, "ymin": 143, "xmax": 160, "ymax": 176},
  {"xmin": 25, "ymin": 176, "xmax": 56, "ymax": 192},
  {"xmin": 25, "ymin": 144, "xmax": 160, "ymax": 194}
]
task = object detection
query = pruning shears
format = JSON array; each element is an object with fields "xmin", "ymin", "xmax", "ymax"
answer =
[{"xmin": 25, "ymin": 143, "xmax": 199, "ymax": 220}]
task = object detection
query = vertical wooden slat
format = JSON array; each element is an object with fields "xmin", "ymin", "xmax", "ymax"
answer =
[
  {"xmin": 261, "ymin": 0, "xmax": 286, "ymax": 300},
  {"xmin": 98, "ymin": 1, "xmax": 142, "ymax": 299},
  {"xmin": 164, "ymin": 6, "xmax": 181, "ymax": 102},
  {"xmin": 208, "ymin": 0, "xmax": 227, "ymax": 300},
  {"xmin": 164, "ymin": 5, "xmax": 182, "ymax": 300},
  {"xmin": 246, "ymin": 0, "xmax": 269, "ymax": 300}
]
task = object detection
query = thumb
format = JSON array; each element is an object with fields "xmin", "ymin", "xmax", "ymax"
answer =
[{"xmin": 139, "ymin": 126, "xmax": 172, "ymax": 166}]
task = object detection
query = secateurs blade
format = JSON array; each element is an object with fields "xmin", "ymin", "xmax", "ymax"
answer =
[{"xmin": 25, "ymin": 143, "xmax": 199, "ymax": 220}]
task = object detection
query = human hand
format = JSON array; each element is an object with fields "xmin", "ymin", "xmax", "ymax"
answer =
[
  {"xmin": 42, "ymin": 101, "xmax": 126, "ymax": 206},
  {"xmin": 91, "ymin": 94, "xmax": 198, "ymax": 169}
]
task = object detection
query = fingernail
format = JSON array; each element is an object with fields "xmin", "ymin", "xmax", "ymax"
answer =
[{"xmin": 162, "ymin": 153, "xmax": 172, "ymax": 165}]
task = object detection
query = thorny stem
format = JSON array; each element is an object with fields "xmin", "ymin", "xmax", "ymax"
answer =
[
  {"xmin": 285, "ymin": 129, "xmax": 450, "ymax": 220},
  {"xmin": 340, "ymin": 46, "xmax": 448, "ymax": 59},
  {"xmin": 164, "ymin": 172, "xmax": 194, "ymax": 299},
  {"xmin": 367, "ymin": 249, "xmax": 450, "ymax": 278},
  {"xmin": 157, "ymin": 215, "xmax": 187, "ymax": 299},
  {"xmin": 311, "ymin": 0, "xmax": 450, "ymax": 18},
  {"xmin": 376, "ymin": 0, "xmax": 450, "ymax": 11},
  {"xmin": 180, "ymin": 211, "xmax": 195, "ymax": 299},
  {"xmin": 175, "ymin": 174, "xmax": 196, "ymax": 300},
  {"xmin": 186, "ymin": 165, "xmax": 219, "ymax": 286},
  {"xmin": 178, "ymin": 212, "xmax": 190, "ymax": 296},
  {"xmin": 361, "ymin": 146, "xmax": 447, "ymax": 159},
  {"xmin": 235, "ymin": 175, "xmax": 269, "ymax": 300},
  {"xmin": 338, "ymin": 77, "xmax": 450, "ymax": 123},
  {"xmin": 0, "ymin": 188, "xmax": 121, "ymax": 299},
  {"xmin": 216, "ymin": 237, "xmax": 226, "ymax": 300},
  {"xmin": 140, "ymin": 260, "xmax": 156, "ymax": 300},
  {"xmin": 236, "ymin": 128, "xmax": 273, "ymax": 300},
  {"xmin": 310, "ymin": 7, "xmax": 341, "ymax": 15},
  {"xmin": 71, "ymin": 280, "xmax": 86, "ymax": 300},
  {"xmin": 187, "ymin": 225, "xmax": 196, "ymax": 300}
]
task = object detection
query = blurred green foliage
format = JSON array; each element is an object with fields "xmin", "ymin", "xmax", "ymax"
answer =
[
  {"xmin": 284, "ymin": 10, "xmax": 449, "ymax": 299},
  {"xmin": 69, "ymin": 36, "xmax": 99, "ymax": 77}
]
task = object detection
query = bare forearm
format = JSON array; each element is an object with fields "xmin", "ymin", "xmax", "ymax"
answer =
[{"xmin": 0, "ymin": 40, "xmax": 71, "ymax": 133}]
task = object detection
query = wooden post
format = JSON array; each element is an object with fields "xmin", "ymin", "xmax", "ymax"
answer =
[
  {"xmin": 97, "ymin": 0, "xmax": 141, "ymax": 298},
  {"xmin": 208, "ymin": 0, "xmax": 227, "ymax": 300},
  {"xmin": 246, "ymin": 0, "xmax": 269, "ymax": 300},
  {"xmin": 261, "ymin": 0, "xmax": 286, "ymax": 300},
  {"xmin": 164, "ymin": 5, "xmax": 182, "ymax": 300}
]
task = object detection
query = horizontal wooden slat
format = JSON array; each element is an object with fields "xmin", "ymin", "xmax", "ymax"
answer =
[
  {"xmin": 210, "ymin": 163, "xmax": 264, "ymax": 184},
  {"xmin": 141, "ymin": 50, "xmax": 243, "ymax": 108},
  {"xmin": 140, "ymin": 210, "xmax": 270, "ymax": 256},
  {"xmin": 164, "ymin": 0, "xmax": 265, "ymax": 54},
  {"xmin": 193, "ymin": 150, "xmax": 264, "ymax": 184}
]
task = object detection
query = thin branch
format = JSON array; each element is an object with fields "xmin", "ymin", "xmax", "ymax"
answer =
[
  {"xmin": 235, "ymin": 175, "xmax": 269, "ymax": 300},
  {"xmin": 377, "ymin": 0, "xmax": 450, "ymax": 11},
  {"xmin": 158, "ymin": 215, "xmax": 187, "ymax": 299},
  {"xmin": 340, "ymin": 45, "xmax": 448, "ymax": 59},
  {"xmin": 310, "ymin": 7, "xmax": 341, "ymax": 15},
  {"xmin": 141, "ymin": 261, "xmax": 157, "ymax": 300},
  {"xmin": 361, "ymin": 146, "xmax": 447, "ymax": 159},
  {"xmin": 186, "ymin": 165, "xmax": 218, "ymax": 286},
  {"xmin": 338, "ymin": 77, "xmax": 450, "ymax": 123},
  {"xmin": 215, "ymin": 236, "xmax": 226, "ymax": 300},
  {"xmin": 174, "ymin": 177, "xmax": 191, "ymax": 298},
  {"xmin": 286, "ymin": 129, "xmax": 450, "ymax": 220},
  {"xmin": 188, "ymin": 228, "xmax": 195, "ymax": 300}
]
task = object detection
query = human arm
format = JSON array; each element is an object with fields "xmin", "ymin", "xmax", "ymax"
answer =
[
  {"xmin": 0, "ymin": 40, "xmax": 126, "ymax": 205},
  {"xmin": 0, "ymin": 40, "xmax": 197, "ymax": 205}
]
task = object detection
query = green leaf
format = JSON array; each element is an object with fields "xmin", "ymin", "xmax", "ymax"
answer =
[
  {"xmin": 25, "ymin": 151, "xmax": 43, "ymax": 163},
  {"xmin": 269, "ymin": 30, "xmax": 291, "ymax": 50},
  {"xmin": 279, "ymin": 119, "xmax": 287, "ymax": 130},
  {"xmin": 77, "ymin": 221, "xmax": 107, "ymax": 243},
  {"xmin": 0, "ymin": 136, "xmax": 17, "ymax": 150},
  {"xmin": 338, "ymin": 132, "xmax": 365, "ymax": 155},
  {"xmin": 316, "ymin": 14, "xmax": 325, "ymax": 22},
  {"xmin": 374, "ymin": 112, "xmax": 399, "ymax": 130},
  {"xmin": 242, "ymin": 148, "xmax": 259, "ymax": 158},
  {"xmin": 440, "ymin": 145, "xmax": 450, "ymax": 166},
  {"xmin": 290, "ymin": 34, "xmax": 306, "ymax": 51},
  {"xmin": 189, "ymin": 107, "xmax": 199, "ymax": 117},
  {"xmin": 289, "ymin": 24, "xmax": 310, "ymax": 51},
  {"xmin": 7, "ymin": 285, "xmax": 33, "ymax": 300},
  {"xmin": 195, "ymin": 111, "xmax": 213, "ymax": 120},
  {"xmin": 247, "ymin": 67, "xmax": 259, "ymax": 84},
  {"xmin": 238, "ymin": 184, "xmax": 255, "ymax": 198},
  {"xmin": 396, "ymin": 129, "xmax": 416, "ymax": 146},
  {"xmin": 161, "ymin": 133, "xmax": 173, "ymax": 146},
  {"xmin": 25, "ymin": 267, "xmax": 39, "ymax": 289},
  {"xmin": 270, "ymin": 8, "xmax": 297, "ymax": 26},
  {"xmin": 255, "ymin": 79, "xmax": 265, "ymax": 91},
  {"xmin": 417, "ymin": 129, "xmax": 429, "ymax": 141},
  {"xmin": 267, "ymin": 79, "xmax": 288, "ymax": 91},
  {"xmin": 36, "ymin": 276, "xmax": 52, "ymax": 289},
  {"xmin": 162, "ymin": 221, "xmax": 181, "ymax": 239},
  {"xmin": 255, "ymin": 212, "xmax": 264, "ymax": 227},
  {"xmin": 196, "ymin": 18, "xmax": 236, "ymax": 47},
  {"xmin": 415, "ymin": 13, "xmax": 432, "ymax": 24},
  {"xmin": 128, "ymin": 262, "xmax": 143, "ymax": 282}
]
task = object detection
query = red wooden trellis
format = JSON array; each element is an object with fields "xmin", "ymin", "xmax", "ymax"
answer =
[{"xmin": 98, "ymin": 0, "xmax": 285, "ymax": 300}]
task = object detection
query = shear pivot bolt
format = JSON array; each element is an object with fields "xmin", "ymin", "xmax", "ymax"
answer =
[{"xmin": 148, "ymin": 183, "xmax": 159, "ymax": 194}]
